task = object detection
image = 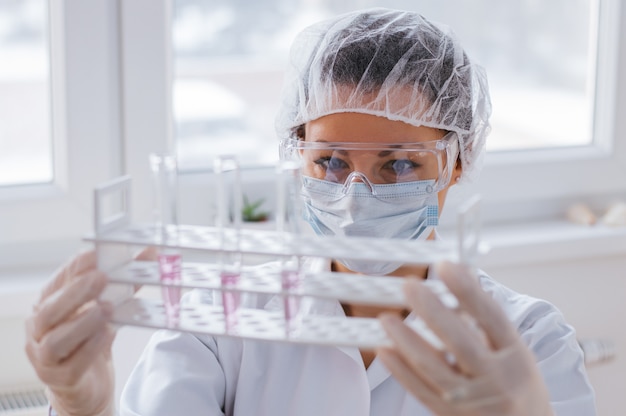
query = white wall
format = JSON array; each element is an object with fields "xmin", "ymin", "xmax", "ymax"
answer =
[{"xmin": 0, "ymin": 317, "xmax": 40, "ymax": 388}]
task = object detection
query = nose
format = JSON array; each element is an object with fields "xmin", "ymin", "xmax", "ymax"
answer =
[{"xmin": 341, "ymin": 171, "xmax": 377, "ymax": 196}]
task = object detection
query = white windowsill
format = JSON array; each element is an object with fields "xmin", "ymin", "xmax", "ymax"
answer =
[
  {"xmin": 1, "ymin": 220, "xmax": 625, "ymax": 319},
  {"xmin": 470, "ymin": 220, "xmax": 626, "ymax": 269}
]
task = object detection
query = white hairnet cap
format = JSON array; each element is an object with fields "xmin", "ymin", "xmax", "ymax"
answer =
[{"xmin": 275, "ymin": 8, "xmax": 492, "ymax": 182}]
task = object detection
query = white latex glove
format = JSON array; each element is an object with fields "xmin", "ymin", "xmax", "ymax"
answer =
[
  {"xmin": 25, "ymin": 248, "xmax": 154, "ymax": 416},
  {"xmin": 377, "ymin": 261, "xmax": 554, "ymax": 416}
]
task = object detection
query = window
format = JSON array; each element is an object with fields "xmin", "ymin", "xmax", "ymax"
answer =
[
  {"xmin": 169, "ymin": 0, "xmax": 596, "ymax": 172},
  {"xmin": 0, "ymin": 0, "xmax": 122, "ymax": 271},
  {"xmin": 121, "ymin": 0, "xmax": 626, "ymax": 229},
  {"xmin": 409, "ymin": 1, "xmax": 596, "ymax": 152},
  {"xmin": 0, "ymin": 0, "xmax": 52, "ymax": 186}
]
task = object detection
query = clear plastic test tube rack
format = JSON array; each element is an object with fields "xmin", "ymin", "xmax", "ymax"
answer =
[{"xmin": 87, "ymin": 163, "xmax": 484, "ymax": 350}]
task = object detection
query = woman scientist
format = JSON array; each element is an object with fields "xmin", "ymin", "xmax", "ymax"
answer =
[{"xmin": 25, "ymin": 8, "xmax": 595, "ymax": 416}]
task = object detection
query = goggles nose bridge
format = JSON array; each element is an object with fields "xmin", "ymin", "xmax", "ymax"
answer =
[{"xmin": 341, "ymin": 171, "xmax": 377, "ymax": 196}]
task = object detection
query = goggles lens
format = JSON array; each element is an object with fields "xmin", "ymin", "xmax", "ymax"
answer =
[{"xmin": 280, "ymin": 132, "xmax": 458, "ymax": 191}]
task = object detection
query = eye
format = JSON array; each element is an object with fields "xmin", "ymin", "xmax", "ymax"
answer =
[
  {"xmin": 384, "ymin": 159, "xmax": 420, "ymax": 175},
  {"xmin": 314, "ymin": 156, "xmax": 349, "ymax": 171}
]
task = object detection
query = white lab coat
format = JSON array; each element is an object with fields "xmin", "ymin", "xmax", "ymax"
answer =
[{"xmin": 120, "ymin": 258, "xmax": 596, "ymax": 416}]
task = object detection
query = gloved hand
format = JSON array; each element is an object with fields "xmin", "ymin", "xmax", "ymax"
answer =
[
  {"xmin": 377, "ymin": 261, "xmax": 554, "ymax": 416},
  {"xmin": 25, "ymin": 248, "xmax": 154, "ymax": 416}
]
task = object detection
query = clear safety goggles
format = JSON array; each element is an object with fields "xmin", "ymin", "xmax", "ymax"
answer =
[{"xmin": 279, "ymin": 132, "xmax": 459, "ymax": 193}]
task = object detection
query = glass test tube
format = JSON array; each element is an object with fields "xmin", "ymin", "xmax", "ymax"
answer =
[
  {"xmin": 276, "ymin": 161, "xmax": 304, "ymax": 333},
  {"xmin": 214, "ymin": 155, "xmax": 243, "ymax": 332},
  {"xmin": 150, "ymin": 153, "xmax": 182, "ymax": 328},
  {"xmin": 457, "ymin": 195, "xmax": 481, "ymax": 270}
]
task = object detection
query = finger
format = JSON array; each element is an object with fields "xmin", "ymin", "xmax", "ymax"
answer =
[
  {"xmin": 31, "ymin": 270, "xmax": 108, "ymax": 342},
  {"xmin": 404, "ymin": 278, "xmax": 490, "ymax": 376},
  {"xmin": 37, "ymin": 301, "xmax": 113, "ymax": 365},
  {"xmin": 379, "ymin": 313, "xmax": 464, "ymax": 394},
  {"xmin": 45, "ymin": 326, "xmax": 116, "ymax": 390},
  {"xmin": 135, "ymin": 246, "xmax": 158, "ymax": 261},
  {"xmin": 25, "ymin": 312, "xmax": 114, "ymax": 388},
  {"xmin": 377, "ymin": 346, "xmax": 451, "ymax": 415},
  {"xmin": 130, "ymin": 247, "xmax": 158, "ymax": 294},
  {"xmin": 435, "ymin": 262, "xmax": 518, "ymax": 349},
  {"xmin": 39, "ymin": 250, "xmax": 97, "ymax": 302}
]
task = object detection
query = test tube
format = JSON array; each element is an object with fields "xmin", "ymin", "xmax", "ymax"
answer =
[
  {"xmin": 214, "ymin": 155, "xmax": 243, "ymax": 332},
  {"xmin": 276, "ymin": 161, "xmax": 304, "ymax": 333},
  {"xmin": 149, "ymin": 153, "xmax": 181, "ymax": 327}
]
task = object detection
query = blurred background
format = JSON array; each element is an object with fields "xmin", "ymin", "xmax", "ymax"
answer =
[{"xmin": 0, "ymin": 0, "xmax": 594, "ymax": 179}]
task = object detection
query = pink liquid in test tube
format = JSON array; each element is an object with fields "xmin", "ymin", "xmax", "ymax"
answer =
[
  {"xmin": 158, "ymin": 252, "xmax": 182, "ymax": 327},
  {"xmin": 220, "ymin": 270, "xmax": 241, "ymax": 331},
  {"xmin": 282, "ymin": 270, "xmax": 301, "ymax": 328},
  {"xmin": 150, "ymin": 153, "xmax": 181, "ymax": 328},
  {"xmin": 214, "ymin": 155, "xmax": 244, "ymax": 334},
  {"xmin": 276, "ymin": 161, "xmax": 305, "ymax": 334}
]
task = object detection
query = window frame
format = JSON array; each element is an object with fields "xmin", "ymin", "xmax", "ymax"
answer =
[
  {"xmin": 0, "ymin": 0, "xmax": 123, "ymax": 271},
  {"xmin": 444, "ymin": 0, "xmax": 626, "ymax": 224}
]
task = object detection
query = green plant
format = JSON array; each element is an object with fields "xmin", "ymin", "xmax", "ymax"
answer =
[{"xmin": 242, "ymin": 195, "xmax": 269, "ymax": 222}]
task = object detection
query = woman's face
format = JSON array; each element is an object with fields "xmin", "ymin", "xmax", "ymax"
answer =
[{"xmin": 304, "ymin": 112, "xmax": 462, "ymax": 212}]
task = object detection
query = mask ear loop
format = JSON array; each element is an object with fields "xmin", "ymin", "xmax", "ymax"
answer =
[{"xmin": 341, "ymin": 171, "xmax": 377, "ymax": 197}]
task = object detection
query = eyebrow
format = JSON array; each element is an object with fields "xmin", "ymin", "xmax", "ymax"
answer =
[
  {"xmin": 378, "ymin": 145, "xmax": 403, "ymax": 157},
  {"xmin": 309, "ymin": 141, "xmax": 404, "ymax": 157}
]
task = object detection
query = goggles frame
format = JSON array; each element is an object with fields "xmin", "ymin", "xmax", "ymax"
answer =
[{"xmin": 279, "ymin": 131, "xmax": 460, "ymax": 192}]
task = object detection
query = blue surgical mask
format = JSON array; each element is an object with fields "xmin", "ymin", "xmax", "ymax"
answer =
[{"xmin": 301, "ymin": 176, "xmax": 439, "ymax": 275}]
